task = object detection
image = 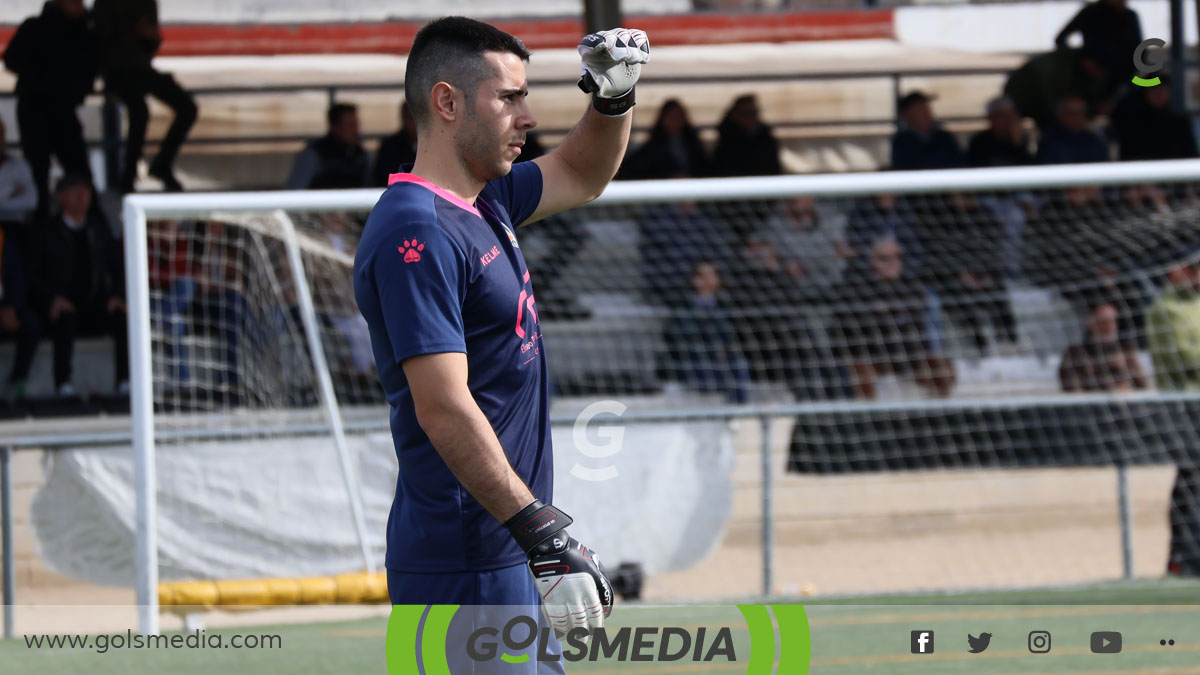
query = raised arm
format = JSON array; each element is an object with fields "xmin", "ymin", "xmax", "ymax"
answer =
[{"xmin": 524, "ymin": 28, "xmax": 649, "ymax": 225}]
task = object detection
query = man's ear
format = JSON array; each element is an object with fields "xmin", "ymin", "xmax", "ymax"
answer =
[{"xmin": 430, "ymin": 82, "xmax": 459, "ymax": 123}]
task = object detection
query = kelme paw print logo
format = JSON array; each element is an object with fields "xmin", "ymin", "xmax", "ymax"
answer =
[{"xmin": 399, "ymin": 239, "xmax": 425, "ymax": 263}]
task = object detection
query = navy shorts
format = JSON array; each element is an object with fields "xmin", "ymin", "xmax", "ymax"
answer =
[{"xmin": 389, "ymin": 564, "xmax": 566, "ymax": 674}]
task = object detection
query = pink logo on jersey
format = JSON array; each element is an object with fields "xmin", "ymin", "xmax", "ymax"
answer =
[{"xmin": 399, "ymin": 239, "xmax": 425, "ymax": 263}]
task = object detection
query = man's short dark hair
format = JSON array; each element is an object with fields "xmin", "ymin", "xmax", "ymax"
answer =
[
  {"xmin": 405, "ymin": 17, "xmax": 531, "ymax": 127},
  {"xmin": 328, "ymin": 103, "xmax": 357, "ymax": 129}
]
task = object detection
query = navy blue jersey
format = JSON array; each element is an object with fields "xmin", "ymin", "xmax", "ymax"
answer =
[{"xmin": 354, "ymin": 162, "xmax": 551, "ymax": 572}]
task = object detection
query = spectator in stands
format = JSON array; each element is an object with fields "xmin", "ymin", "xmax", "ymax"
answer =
[
  {"xmin": 0, "ymin": 119, "xmax": 38, "ymax": 226},
  {"xmin": 1004, "ymin": 49, "xmax": 1110, "ymax": 130},
  {"xmin": 1147, "ymin": 255, "xmax": 1200, "ymax": 391},
  {"xmin": 1, "ymin": 223, "xmax": 40, "ymax": 400},
  {"xmin": 23, "ymin": 174, "xmax": 126, "ymax": 396},
  {"xmin": 1036, "ymin": 95, "xmax": 1109, "ymax": 164},
  {"xmin": 1055, "ymin": 0, "xmax": 1142, "ymax": 96},
  {"xmin": 968, "ymin": 97, "xmax": 1035, "ymax": 168},
  {"xmin": 1059, "ymin": 302, "xmax": 1148, "ymax": 392},
  {"xmin": 94, "ymin": 0, "xmax": 197, "ymax": 193},
  {"xmin": 745, "ymin": 196, "xmax": 850, "ymax": 291},
  {"xmin": 1110, "ymin": 78, "xmax": 1199, "ymax": 162},
  {"xmin": 834, "ymin": 237, "xmax": 955, "ymax": 399},
  {"xmin": 661, "ymin": 260, "xmax": 750, "ymax": 403},
  {"xmin": 845, "ymin": 193, "xmax": 923, "ymax": 276},
  {"xmin": 1145, "ymin": 254, "xmax": 1200, "ymax": 575},
  {"xmin": 287, "ymin": 103, "xmax": 371, "ymax": 190},
  {"xmin": 712, "ymin": 94, "xmax": 782, "ymax": 177},
  {"xmin": 3, "ymin": 0, "xmax": 96, "ymax": 220},
  {"xmin": 639, "ymin": 200, "xmax": 731, "ymax": 308},
  {"xmin": 619, "ymin": 98, "xmax": 712, "ymax": 180},
  {"xmin": 148, "ymin": 219, "xmax": 198, "ymax": 383},
  {"xmin": 914, "ymin": 192, "xmax": 1020, "ymax": 354},
  {"xmin": 890, "ymin": 91, "xmax": 966, "ymax": 171},
  {"xmin": 372, "ymin": 100, "xmax": 418, "ymax": 186}
]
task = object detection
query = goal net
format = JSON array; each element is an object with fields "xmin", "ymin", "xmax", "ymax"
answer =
[{"xmin": 29, "ymin": 160, "xmax": 1200, "ymax": 631}]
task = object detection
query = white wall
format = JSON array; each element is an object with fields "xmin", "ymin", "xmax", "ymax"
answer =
[
  {"xmin": 0, "ymin": 0, "xmax": 689, "ymax": 24},
  {"xmin": 896, "ymin": 0, "xmax": 1199, "ymax": 53}
]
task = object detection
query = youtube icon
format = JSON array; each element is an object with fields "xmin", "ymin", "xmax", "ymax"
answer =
[{"xmin": 1090, "ymin": 632, "xmax": 1122, "ymax": 654}]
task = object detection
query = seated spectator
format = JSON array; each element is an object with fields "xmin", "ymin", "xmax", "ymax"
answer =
[
  {"xmin": 1004, "ymin": 49, "xmax": 1110, "ymax": 130},
  {"xmin": 845, "ymin": 193, "xmax": 923, "ymax": 277},
  {"xmin": 834, "ymin": 237, "xmax": 955, "ymax": 400},
  {"xmin": 712, "ymin": 94, "xmax": 782, "ymax": 177},
  {"xmin": 744, "ymin": 197, "xmax": 850, "ymax": 291},
  {"xmin": 372, "ymin": 100, "xmax": 418, "ymax": 186},
  {"xmin": 1059, "ymin": 302, "xmax": 1148, "ymax": 391},
  {"xmin": 619, "ymin": 98, "xmax": 711, "ymax": 180},
  {"xmin": 1, "ymin": 223, "xmax": 39, "ymax": 399},
  {"xmin": 1147, "ymin": 254, "xmax": 1200, "ymax": 391},
  {"xmin": 287, "ymin": 103, "xmax": 370, "ymax": 189},
  {"xmin": 639, "ymin": 201, "xmax": 731, "ymax": 308},
  {"xmin": 890, "ymin": 91, "xmax": 966, "ymax": 171},
  {"xmin": 660, "ymin": 260, "xmax": 750, "ymax": 403},
  {"xmin": 0, "ymin": 117, "xmax": 37, "ymax": 226},
  {"xmin": 148, "ymin": 219, "xmax": 199, "ymax": 383},
  {"xmin": 913, "ymin": 192, "xmax": 1019, "ymax": 354},
  {"xmin": 23, "ymin": 174, "xmax": 126, "ymax": 396},
  {"xmin": 1110, "ymin": 78, "xmax": 1199, "ymax": 161},
  {"xmin": 1036, "ymin": 95, "xmax": 1109, "ymax": 164},
  {"xmin": 968, "ymin": 96, "xmax": 1035, "ymax": 168}
]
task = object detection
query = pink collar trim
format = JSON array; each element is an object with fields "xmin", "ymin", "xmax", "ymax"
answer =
[{"xmin": 388, "ymin": 173, "xmax": 481, "ymax": 218}]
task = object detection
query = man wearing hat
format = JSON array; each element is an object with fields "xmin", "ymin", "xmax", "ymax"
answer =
[
  {"xmin": 21, "ymin": 173, "xmax": 127, "ymax": 397},
  {"xmin": 890, "ymin": 91, "xmax": 967, "ymax": 171}
]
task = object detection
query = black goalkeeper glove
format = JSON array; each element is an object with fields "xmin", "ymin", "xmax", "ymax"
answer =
[{"xmin": 504, "ymin": 500, "xmax": 614, "ymax": 636}]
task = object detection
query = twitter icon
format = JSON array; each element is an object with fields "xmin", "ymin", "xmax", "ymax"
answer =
[{"xmin": 968, "ymin": 633, "xmax": 993, "ymax": 653}]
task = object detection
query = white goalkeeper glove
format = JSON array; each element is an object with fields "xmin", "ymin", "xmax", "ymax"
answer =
[
  {"xmin": 504, "ymin": 500, "xmax": 614, "ymax": 637},
  {"xmin": 577, "ymin": 28, "xmax": 650, "ymax": 116}
]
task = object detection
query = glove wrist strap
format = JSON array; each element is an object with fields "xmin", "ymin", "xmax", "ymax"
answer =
[
  {"xmin": 592, "ymin": 87, "xmax": 636, "ymax": 117},
  {"xmin": 504, "ymin": 500, "xmax": 573, "ymax": 553}
]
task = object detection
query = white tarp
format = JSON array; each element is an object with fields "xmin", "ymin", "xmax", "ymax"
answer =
[{"xmin": 30, "ymin": 419, "xmax": 734, "ymax": 586}]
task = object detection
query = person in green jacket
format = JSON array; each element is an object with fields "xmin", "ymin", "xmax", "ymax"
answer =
[
  {"xmin": 1146, "ymin": 254, "xmax": 1200, "ymax": 576},
  {"xmin": 1147, "ymin": 257, "xmax": 1200, "ymax": 391}
]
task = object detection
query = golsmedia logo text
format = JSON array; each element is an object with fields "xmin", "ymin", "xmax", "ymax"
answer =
[
  {"xmin": 466, "ymin": 615, "xmax": 737, "ymax": 664},
  {"xmin": 386, "ymin": 604, "xmax": 811, "ymax": 674}
]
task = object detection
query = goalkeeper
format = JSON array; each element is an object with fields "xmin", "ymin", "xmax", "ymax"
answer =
[{"xmin": 353, "ymin": 15, "xmax": 646, "ymax": 651}]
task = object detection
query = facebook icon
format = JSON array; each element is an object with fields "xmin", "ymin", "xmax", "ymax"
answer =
[{"xmin": 911, "ymin": 630, "xmax": 935, "ymax": 654}]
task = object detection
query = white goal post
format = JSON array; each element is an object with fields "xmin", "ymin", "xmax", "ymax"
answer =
[{"xmin": 122, "ymin": 159, "xmax": 1200, "ymax": 634}]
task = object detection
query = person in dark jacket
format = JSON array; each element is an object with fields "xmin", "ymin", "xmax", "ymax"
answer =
[
  {"xmin": 1109, "ymin": 79, "xmax": 1200, "ymax": 161},
  {"xmin": 1059, "ymin": 302, "xmax": 1148, "ymax": 392},
  {"xmin": 287, "ymin": 103, "xmax": 370, "ymax": 190},
  {"xmin": 834, "ymin": 237, "xmax": 955, "ymax": 399},
  {"xmin": 3, "ymin": 0, "xmax": 97, "ymax": 220},
  {"xmin": 372, "ymin": 100, "xmax": 418, "ymax": 186},
  {"xmin": 712, "ymin": 94, "xmax": 782, "ymax": 177},
  {"xmin": 93, "ymin": 0, "xmax": 196, "ymax": 193},
  {"xmin": 0, "ymin": 223, "xmax": 41, "ymax": 399},
  {"xmin": 1036, "ymin": 95, "xmax": 1109, "ymax": 164},
  {"xmin": 890, "ymin": 91, "xmax": 966, "ymax": 171},
  {"xmin": 22, "ymin": 174, "xmax": 127, "ymax": 395},
  {"xmin": 619, "ymin": 98, "xmax": 712, "ymax": 180},
  {"xmin": 968, "ymin": 96, "xmax": 1035, "ymax": 168},
  {"xmin": 661, "ymin": 260, "xmax": 750, "ymax": 403},
  {"xmin": 1055, "ymin": 0, "xmax": 1142, "ymax": 94}
]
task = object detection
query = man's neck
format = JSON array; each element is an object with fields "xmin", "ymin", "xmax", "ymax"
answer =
[{"xmin": 411, "ymin": 141, "xmax": 485, "ymax": 205}]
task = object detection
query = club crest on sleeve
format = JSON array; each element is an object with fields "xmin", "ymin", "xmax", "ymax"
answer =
[
  {"xmin": 399, "ymin": 239, "xmax": 425, "ymax": 263},
  {"xmin": 502, "ymin": 224, "xmax": 520, "ymax": 249}
]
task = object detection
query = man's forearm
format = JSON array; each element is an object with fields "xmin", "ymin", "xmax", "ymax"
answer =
[
  {"xmin": 553, "ymin": 105, "xmax": 633, "ymax": 200},
  {"xmin": 419, "ymin": 400, "xmax": 534, "ymax": 523}
]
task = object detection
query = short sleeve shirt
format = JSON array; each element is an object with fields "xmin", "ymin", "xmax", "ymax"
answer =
[{"xmin": 353, "ymin": 161, "xmax": 550, "ymax": 572}]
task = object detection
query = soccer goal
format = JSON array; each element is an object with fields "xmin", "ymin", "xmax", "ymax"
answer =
[{"xmin": 102, "ymin": 159, "xmax": 1200, "ymax": 634}]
